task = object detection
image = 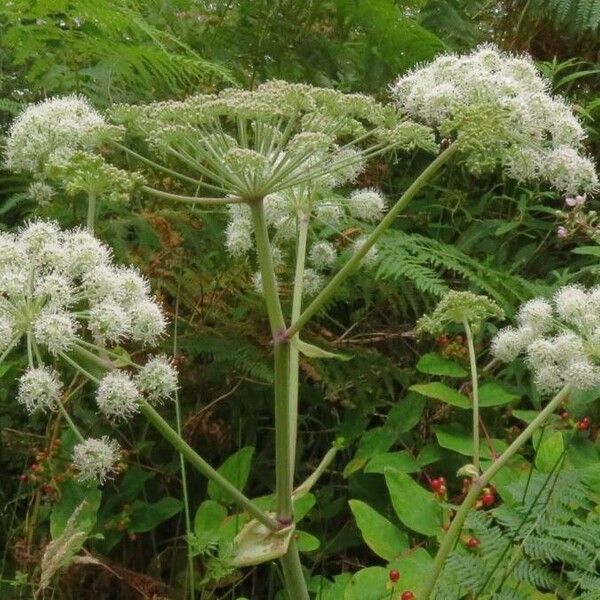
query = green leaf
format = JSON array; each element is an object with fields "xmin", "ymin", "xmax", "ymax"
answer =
[
  {"xmin": 365, "ymin": 452, "xmax": 421, "ymax": 474},
  {"xmin": 535, "ymin": 430, "xmax": 565, "ymax": 473},
  {"xmin": 479, "ymin": 382, "xmax": 519, "ymax": 407},
  {"xmin": 296, "ymin": 530, "xmax": 320, "ymax": 552},
  {"xmin": 193, "ymin": 500, "xmax": 227, "ymax": 553},
  {"xmin": 386, "ymin": 392, "xmax": 426, "ymax": 433},
  {"xmin": 435, "ymin": 424, "xmax": 508, "ymax": 459},
  {"xmin": 355, "ymin": 427, "xmax": 398, "ymax": 459},
  {"xmin": 571, "ymin": 245, "xmax": 600, "ymax": 257},
  {"xmin": 128, "ymin": 497, "xmax": 182, "ymax": 533},
  {"xmin": 344, "ymin": 567, "xmax": 389, "ymax": 600},
  {"xmin": 416, "ymin": 352, "xmax": 467, "ymax": 378},
  {"xmin": 384, "ymin": 469, "xmax": 443, "ymax": 537},
  {"xmin": 349, "ymin": 499, "xmax": 408, "ymax": 561},
  {"xmin": 294, "ymin": 339, "xmax": 351, "ymax": 361},
  {"xmin": 208, "ymin": 446, "xmax": 254, "ymax": 504},
  {"xmin": 410, "ymin": 382, "xmax": 471, "ymax": 409},
  {"xmin": 50, "ymin": 480, "xmax": 101, "ymax": 539},
  {"xmin": 387, "ymin": 548, "xmax": 433, "ymax": 595}
]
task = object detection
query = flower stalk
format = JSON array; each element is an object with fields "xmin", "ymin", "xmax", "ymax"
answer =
[{"xmin": 463, "ymin": 318, "xmax": 480, "ymax": 472}]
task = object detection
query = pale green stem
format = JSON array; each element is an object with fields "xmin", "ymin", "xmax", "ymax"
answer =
[
  {"xmin": 288, "ymin": 213, "xmax": 309, "ymax": 486},
  {"xmin": 26, "ymin": 331, "xmax": 34, "ymax": 367},
  {"xmin": 58, "ymin": 352, "xmax": 101, "ymax": 384},
  {"xmin": 286, "ymin": 143, "xmax": 459, "ymax": 339},
  {"xmin": 86, "ymin": 191, "xmax": 97, "ymax": 232},
  {"xmin": 421, "ymin": 384, "xmax": 572, "ymax": 599},
  {"xmin": 142, "ymin": 185, "xmax": 243, "ymax": 205},
  {"xmin": 56, "ymin": 398, "xmax": 85, "ymax": 443},
  {"xmin": 293, "ymin": 445, "xmax": 339, "ymax": 499},
  {"xmin": 140, "ymin": 400, "xmax": 278, "ymax": 531},
  {"xmin": 0, "ymin": 336, "xmax": 20, "ymax": 365},
  {"xmin": 249, "ymin": 199, "xmax": 309, "ymax": 599},
  {"xmin": 463, "ymin": 318, "xmax": 480, "ymax": 473}
]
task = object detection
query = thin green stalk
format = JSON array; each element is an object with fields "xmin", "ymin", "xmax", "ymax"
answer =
[
  {"xmin": 140, "ymin": 400, "xmax": 278, "ymax": 531},
  {"xmin": 421, "ymin": 384, "xmax": 572, "ymax": 599},
  {"xmin": 288, "ymin": 213, "xmax": 309, "ymax": 486},
  {"xmin": 293, "ymin": 445, "xmax": 339, "ymax": 499},
  {"xmin": 286, "ymin": 143, "xmax": 459, "ymax": 338},
  {"xmin": 86, "ymin": 191, "xmax": 97, "ymax": 232},
  {"xmin": 55, "ymin": 399, "xmax": 85, "ymax": 443},
  {"xmin": 463, "ymin": 318, "xmax": 480, "ymax": 472},
  {"xmin": 142, "ymin": 185, "xmax": 243, "ymax": 205}
]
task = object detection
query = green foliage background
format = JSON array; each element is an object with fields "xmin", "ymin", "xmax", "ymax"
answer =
[{"xmin": 0, "ymin": 1, "xmax": 599, "ymax": 599}]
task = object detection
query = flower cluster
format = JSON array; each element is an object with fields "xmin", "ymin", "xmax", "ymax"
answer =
[
  {"xmin": 391, "ymin": 45, "xmax": 598, "ymax": 194},
  {"xmin": 72, "ymin": 436, "xmax": 120, "ymax": 484},
  {"xmin": 492, "ymin": 285, "xmax": 600, "ymax": 393},
  {"xmin": 4, "ymin": 95, "xmax": 142, "ymax": 203},
  {"xmin": 417, "ymin": 291, "xmax": 505, "ymax": 335},
  {"xmin": 110, "ymin": 80, "xmax": 436, "ymax": 200}
]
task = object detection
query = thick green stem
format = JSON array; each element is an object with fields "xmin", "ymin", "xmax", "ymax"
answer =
[
  {"xmin": 463, "ymin": 318, "xmax": 480, "ymax": 472},
  {"xmin": 142, "ymin": 185, "xmax": 243, "ymax": 205},
  {"xmin": 140, "ymin": 400, "xmax": 278, "ymax": 531},
  {"xmin": 288, "ymin": 214, "xmax": 309, "ymax": 486},
  {"xmin": 421, "ymin": 384, "xmax": 572, "ymax": 599},
  {"xmin": 286, "ymin": 143, "xmax": 459, "ymax": 339},
  {"xmin": 86, "ymin": 191, "xmax": 97, "ymax": 232},
  {"xmin": 250, "ymin": 199, "xmax": 308, "ymax": 598}
]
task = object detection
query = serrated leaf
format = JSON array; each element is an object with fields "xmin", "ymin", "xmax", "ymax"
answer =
[
  {"xmin": 349, "ymin": 499, "xmax": 408, "ymax": 560},
  {"xmin": 410, "ymin": 382, "xmax": 470, "ymax": 408},
  {"xmin": 416, "ymin": 352, "xmax": 467, "ymax": 377},
  {"xmin": 384, "ymin": 469, "xmax": 443, "ymax": 537}
]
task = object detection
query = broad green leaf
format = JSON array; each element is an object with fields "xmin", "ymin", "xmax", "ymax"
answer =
[
  {"xmin": 349, "ymin": 499, "xmax": 408, "ymax": 560},
  {"xmin": 571, "ymin": 246, "xmax": 600, "ymax": 257},
  {"xmin": 355, "ymin": 427, "xmax": 398, "ymax": 459},
  {"xmin": 344, "ymin": 567, "xmax": 389, "ymax": 600},
  {"xmin": 50, "ymin": 480, "xmax": 101, "ymax": 539},
  {"xmin": 535, "ymin": 430, "xmax": 565, "ymax": 473},
  {"xmin": 193, "ymin": 500, "xmax": 227, "ymax": 553},
  {"xmin": 388, "ymin": 548, "xmax": 433, "ymax": 595},
  {"xmin": 208, "ymin": 446, "xmax": 254, "ymax": 504},
  {"xmin": 410, "ymin": 382, "xmax": 470, "ymax": 409},
  {"xmin": 343, "ymin": 457, "xmax": 368, "ymax": 478},
  {"xmin": 296, "ymin": 530, "xmax": 320, "ymax": 552},
  {"xmin": 365, "ymin": 452, "xmax": 420, "ymax": 474},
  {"xmin": 416, "ymin": 352, "xmax": 467, "ymax": 378},
  {"xmin": 479, "ymin": 382, "xmax": 519, "ymax": 407},
  {"xmin": 384, "ymin": 469, "xmax": 442, "ymax": 537},
  {"xmin": 311, "ymin": 574, "xmax": 352, "ymax": 600},
  {"xmin": 128, "ymin": 497, "xmax": 182, "ymax": 533},
  {"xmin": 417, "ymin": 444, "xmax": 445, "ymax": 466},
  {"xmin": 386, "ymin": 393, "xmax": 426, "ymax": 433},
  {"xmin": 512, "ymin": 410, "xmax": 538, "ymax": 424},
  {"xmin": 435, "ymin": 424, "xmax": 508, "ymax": 459}
]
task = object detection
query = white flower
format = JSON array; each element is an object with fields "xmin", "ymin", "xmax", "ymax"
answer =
[
  {"xmin": 28, "ymin": 181, "xmax": 55, "ymax": 205},
  {"xmin": 553, "ymin": 285, "xmax": 589, "ymax": 328},
  {"xmin": 492, "ymin": 326, "xmax": 529, "ymax": 362},
  {"xmin": 135, "ymin": 356, "xmax": 178, "ymax": 404},
  {"xmin": 73, "ymin": 436, "xmax": 120, "ymax": 484},
  {"xmin": 347, "ymin": 189, "xmax": 386, "ymax": 222},
  {"xmin": 517, "ymin": 299, "xmax": 553, "ymax": 333},
  {"xmin": 130, "ymin": 301, "xmax": 167, "ymax": 345},
  {"xmin": 5, "ymin": 95, "xmax": 109, "ymax": 174},
  {"xmin": 0, "ymin": 314, "xmax": 15, "ymax": 351},
  {"xmin": 302, "ymin": 268, "xmax": 324, "ymax": 297},
  {"xmin": 314, "ymin": 202, "xmax": 343, "ymax": 226},
  {"xmin": 88, "ymin": 300, "xmax": 131, "ymax": 344},
  {"xmin": 17, "ymin": 366, "xmax": 62, "ymax": 413},
  {"xmin": 115, "ymin": 267, "xmax": 150, "ymax": 307},
  {"xmin": 34, "ymin": 273, "xmax": 75, "ymax": 308},
  {"xmin": 64, "ymin": 230, "xmax": 112, "ymax": 277},
  {"xmin": 309, "ymin": 241, "xmax": 337, "ymax": 270},
  {"xmin": 96, "ymin": 371, "xmax": 140, "ymax": 419},
  {"xmin": 225, "ymin": 204, "xmax": 253, "ymax": 257},
  {"xmin": 33, "ymin": 308, "xmax": 78, "ymax": 355}
]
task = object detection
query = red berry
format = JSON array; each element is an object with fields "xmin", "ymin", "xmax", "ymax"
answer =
[
  {"xmin": 19, "ymin": 474, "xmax": 28, "ymax": 482},
  {"xmin": 577, "ymin": 417, "xmax": 591, "ymax": 431},
  {"xmin": 481, "ymin": 493, "xmax": 495, "ymax": 507},
  {"xmin": 467, "ymin": 537, "xmax": 480, "ymax": 549},
  {"xmin": 430, "ymin": 478, "xmax": 442, "ymax": 492},
  {"xmin": 401, "ymin": 592, "xmax": 415, "ymax": 600},
  {"xmin": 560, "ymin": 410, "xmax": 570, "ymax": 420},
  {"xmin": 389, "ymin": 569, "xmax": 400, "ymax": 583},
  {"xmin": 30, "ymin": 464, "xmax": 38, "ymax": 472}
]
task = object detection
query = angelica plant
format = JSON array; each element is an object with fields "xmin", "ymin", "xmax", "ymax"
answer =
[{"xmin": 4, "ymin": 44, "xmax": 598, "ymax": 600}]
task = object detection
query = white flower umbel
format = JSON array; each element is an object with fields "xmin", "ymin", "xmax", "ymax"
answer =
[
  {"xmin": 347, "ymin": 189, "xmax": 386, "ymax": 222},
  {"xmin": 5, "ymin": 95, "xmax": 109, "ymax": 173},
  {"xmin": 309, "ymin": 241, "xmax": 337, "ymax": 270},
  {"xmin": 96, "ymin": 371, "xmax": 141, "ymax": 419},
  {"xmin": 493, "ymin": 285, "xmax": 600, "ymax": 393},
  {"xmin": 391, "ymin": 45, "xmax": 598, "ymax": 195},
  {"xmin": 72, "ymin": 436, "xmax": 120, "ymax": 484},
  {"xmin": 135, "ymin": 356, "xmax": 178, "ymax": 404},
  {"xmin": 17, "ymin": 366, "xmax": 62, "ymax": 413}
]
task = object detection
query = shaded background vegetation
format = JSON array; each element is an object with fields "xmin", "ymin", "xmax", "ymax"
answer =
[{"xmin": 0, "ymin": 1, "xmax": 599, "ymax": 598}]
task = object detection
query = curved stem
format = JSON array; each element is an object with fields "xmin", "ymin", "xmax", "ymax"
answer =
[
  {"xmin": 286, "ymin": 143, "xmax": 459, "ymax": 339},
  {"xmin": 140, "ymin": 400, "xmax": 278, "ymax": 532},
  {"xmin": 141, "ymin": 185, "xmax": 243, "ymax": 205},
  {"xmin": 56, "ymin": 398, "xmax": 85, "ymax": 443},
  {"xmin": 293, "ymin": 444, "xmax": 339, "ymax": 499},
  {"xmin": 463, "ymin": 318, "xmax": 480, "ymax": 472},
  {"xmin": 421, "ymin": 384, "xmax": 572, "ymax": 599},
  {"xmin": 86, "ymin": 191, "xmax": 97, "ymax": 232}
]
